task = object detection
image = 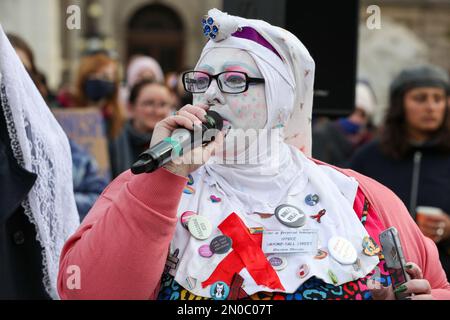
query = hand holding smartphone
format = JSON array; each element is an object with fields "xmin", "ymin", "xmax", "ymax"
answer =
[{"xmin": 379, "ymin": 226, "xmax": 412, "ymax": 300}]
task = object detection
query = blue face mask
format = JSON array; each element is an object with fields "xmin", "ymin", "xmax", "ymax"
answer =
[
  {"xmin": 338, "ymin": 118, "xmax": 361, "ymax": 135},
  {"xmin": 84, "ymin": 79, "xmax": 115, "ymax": 102}
]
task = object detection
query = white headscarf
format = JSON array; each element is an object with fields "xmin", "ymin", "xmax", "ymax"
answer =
[
  {"xmin": 170, "ymin": 9, "xmax": 378, "ymax": 297},
  {"xmin": 127, "ymin": 55, "xmax": 164, "ymax": 87},
  {"xmin": 356, "ymin": 81, "xmax": 377, "ymax": 119},
  {"xmin": 0, "ymin": 25, "xmax": 80, "ymax": 299}
]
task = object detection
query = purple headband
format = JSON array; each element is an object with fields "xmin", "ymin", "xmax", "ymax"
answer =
[{"xmin": 232, "ymin": 27, "xmax": 282, "ymax": 60}]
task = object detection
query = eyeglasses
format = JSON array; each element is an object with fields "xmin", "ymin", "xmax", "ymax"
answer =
[{"xmin": 182, "ymin": 70, "xmax": 265, "ymax": 94}]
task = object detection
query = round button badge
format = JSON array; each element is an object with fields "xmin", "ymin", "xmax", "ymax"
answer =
[
  {"xmin": 210, "ymin": 235, "xmax": 233, "ymax": 254},
  {"xmin": 198, "ymin": 244, "xmax": 214, "ymax": 258},
  {"xmin": 210, "ymin": 281, "xmax": 230, "ymax": 300},
  {"xmin": 275, "ymin": 204, "xmax": 306, "ymax": 228},
  {"xmin": 297, "ymin": 264, "xmax": 310, "ymax": 278},
  {"xmin": 267, "ymin": 255, "xmax": 288, "ymax": 271},
  {"xmin": 305, "ymin": 194, "xmax": 320, "ymax": 206},
  {"xmin": 180, "ymin": 211, "xmax": 197, "ymax": 229},
  {"xmin": 328, "ymin": 236, "xmax": 358, "ymax": 265},
  {"xmin": 188, "ymin": 215, "xmax": 212, "ymax": 240}
]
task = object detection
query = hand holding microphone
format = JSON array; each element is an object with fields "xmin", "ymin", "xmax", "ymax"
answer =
[{"xmin": 131, "ymin": 104, "xmax": 224, "ymax": 177}]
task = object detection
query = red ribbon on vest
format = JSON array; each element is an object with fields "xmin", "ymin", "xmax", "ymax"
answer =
[{"xmin": 201, "ymin": 212, "xmax": 285, "ymax": 291}]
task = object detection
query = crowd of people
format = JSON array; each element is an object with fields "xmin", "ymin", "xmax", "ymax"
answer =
[{"xmin": 0, "ymin": 7, "xmax": 449, "ymax": 300}]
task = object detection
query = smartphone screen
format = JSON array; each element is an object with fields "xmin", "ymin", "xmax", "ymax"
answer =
[{"xmin": 386, "ymin": 244, "xmax": 408, "ymax": 286}]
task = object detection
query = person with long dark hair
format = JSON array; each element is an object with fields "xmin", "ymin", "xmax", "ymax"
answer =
[{"xmin": 350, "ymin": 65, "xmax": 450, "ymax": 279}]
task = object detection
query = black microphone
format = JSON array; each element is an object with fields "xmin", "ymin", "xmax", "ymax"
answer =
[{"xmin": 131, "ymin": 110, "xmax": 223, "ymax": 174}]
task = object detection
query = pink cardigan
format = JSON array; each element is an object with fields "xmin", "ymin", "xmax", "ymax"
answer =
[{"xmin": 57, "ymin": 166, "xmax": 450, "ymax": 300}]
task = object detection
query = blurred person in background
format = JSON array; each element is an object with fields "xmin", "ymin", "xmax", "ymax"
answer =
[
  {"xmin": 350, "ymin": 65, "xmax": 450, "ymax": 279},
  {"xmin": 73, "ymin": 51, "xmax": 125, "ymax": 142},
  {"xmin": 166, "ymin": 69, "xmax": 193, "ymax": 110},
  {"xmin": 312, "ymin": 80, "xmax": 377, "ymax": 167},
  {"xmin": 127, "ymin": 55, "xmax": 164, "ymax": 86},
  {"xmin": 8, "ymin": 33, "xmax": 107, "ymax": 221},
  {"xmin": 69, "ymin": 140, "xmax": 108, "ymax": 221},
  {"xmin": 120, "ymin": 55, "xmax": 165, "ymax": 115},
  {"xmin": 7, "ymin": 33, "xmax": 57, "ymax": 107},
  {"xmin": 110, "ymin": 79, "xmax": 173, "ymax": 178}
]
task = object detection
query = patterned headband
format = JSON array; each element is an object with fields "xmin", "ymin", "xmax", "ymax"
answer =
[{"xmin": 202, "ymin": 13, "xmax": 282, "ymax": 60}]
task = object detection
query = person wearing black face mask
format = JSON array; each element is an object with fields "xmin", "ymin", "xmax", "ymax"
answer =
[
  {"xmin": 74, "ymin": 52, "xmax": 125, "ymax": 142},
  {"xmin": 84, "ymin": 78, "xmax": 116, "ymax": 103}
]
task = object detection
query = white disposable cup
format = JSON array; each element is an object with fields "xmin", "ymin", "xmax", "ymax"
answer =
[{"xmin": 416, "ymin": 206, "xmax": 444, "ymax": 224}]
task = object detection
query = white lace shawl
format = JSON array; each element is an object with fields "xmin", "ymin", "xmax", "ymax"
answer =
[{"xmin": 0, "ymin": 25, "xmax": 80, "ymax": 299}]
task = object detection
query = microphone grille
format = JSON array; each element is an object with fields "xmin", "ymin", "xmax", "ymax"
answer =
[{"xmin": 205, "ymin": 110, "xmax": 224, "ymax": 131}]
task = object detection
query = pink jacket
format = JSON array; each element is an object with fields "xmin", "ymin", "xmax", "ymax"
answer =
[{"xmin": 57, "ymin": 165, "xmax": 450, "ymax": 299}]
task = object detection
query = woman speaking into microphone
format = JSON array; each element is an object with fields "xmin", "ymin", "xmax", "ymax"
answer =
[{"xmin": 58, "ymin": 9, "xmax": 450, "ymax": 300}]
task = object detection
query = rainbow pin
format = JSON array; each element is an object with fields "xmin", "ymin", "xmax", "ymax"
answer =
[
  {"xmin": 183, "ymin": 186, "xmax": 195, "ymax": 195},
  {"xmin": 248, "ymin": 227, "xmax": 264, "ymax": 235}
]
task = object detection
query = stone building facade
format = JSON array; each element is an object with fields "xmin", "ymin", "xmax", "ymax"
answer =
[
  {"xmin": 358, "ymin": 0, "xmax": 450, "ymax": 123},
  {"xmin": 0, "ymin": 0, "xmax": 222, "ymax": 89},
  {"xmin": 58, "ymin": 0, "xmax": 222, "ymax": 87}
]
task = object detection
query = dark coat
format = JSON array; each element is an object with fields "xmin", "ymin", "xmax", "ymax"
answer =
[
  {"xmin": 312, "ymin": 119, "xmax": 373, "ymax": 168},
  {"xmin": 350, "ymin": 140, "xmax": 450, "ymax": 279},
  {"xmin": 0, "ymin": 106, "xmax": 50, "ymax": 299},
  {"xmin": 312, "ymin": 120, "xmax": 353, "ymax": 167},
  {"xmin": 109, "ymin": 120, "xmax": 152, "ymax": 178}
]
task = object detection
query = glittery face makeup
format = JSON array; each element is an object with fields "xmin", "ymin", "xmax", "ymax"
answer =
[{"xmin": 193, "ymin": 47, "xmax": 267, "ymax": 131}]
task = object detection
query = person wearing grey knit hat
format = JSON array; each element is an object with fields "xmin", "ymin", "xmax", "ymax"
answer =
[
  {"xmin": 390, "ymin": 65, "xmax": 449, "ymax": 97},
  {"xmin": 383, "ymin": 64, "xmax": 450, "ymax": 159},
  {"xmin": 350, "ymin": 64, "xmax": 450, "ymax": 280}
]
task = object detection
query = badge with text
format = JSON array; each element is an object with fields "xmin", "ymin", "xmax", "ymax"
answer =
[
  {"xmin": 262, "ymin": 230, "xmax": 319, "ymax": 254},
  {"xmin": 275, "ymin": 204, "xmax": 306, "ymax": 228}
]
